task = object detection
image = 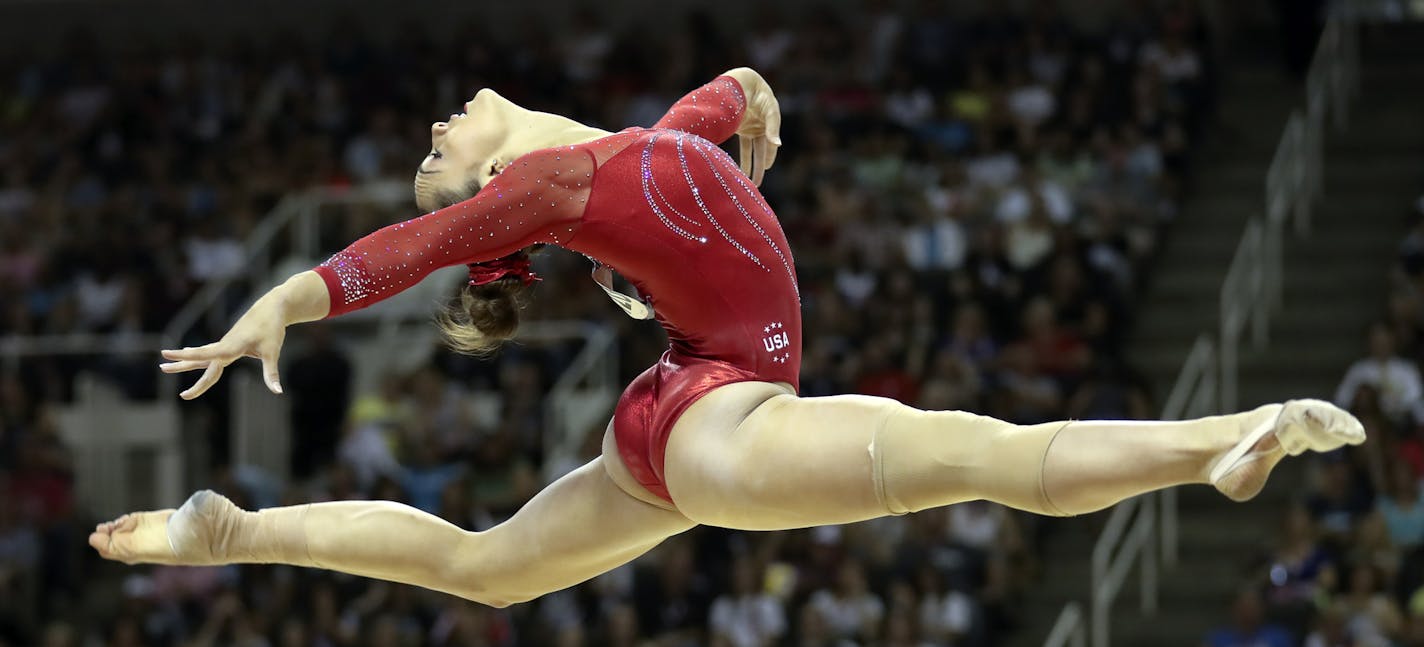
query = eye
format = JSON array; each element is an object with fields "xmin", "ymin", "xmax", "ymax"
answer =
[{"xmin": 430, "ymin": 150, "xmax": 444, "ymax": 160}]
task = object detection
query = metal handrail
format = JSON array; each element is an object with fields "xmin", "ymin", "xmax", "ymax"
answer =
[
  {"xmin": 162, "ymin": 181, "xmax": 410, "ymax": 344},
  {"xmin": 1046, "ymin": 4, "xmax": 1360, "ymax": 645},
  {"xmin": 541, "ymin": 322, "xmax": 620, "ymax": 479},
  {"xmin": 0, "ymin": 332, "xmax": 166, "ymax": 358},
  {"xmin": 1158, "ymin": 335, "xmax": 1218, "ymax": 566},
  {"xmin": 1090, "ymin": 494, "xmax": 1156, "ymax": 647},
  {"xmin": 1219, "ymin": 219, "xmax": 1266, "ymax": 414},
  {"xmin": 1044, "ymin": 603, "xmax": 1086, "ymax": 647},
  {"xmin": 1085, "ymin": 335, "xmax": 1213, "ymax": 647}
]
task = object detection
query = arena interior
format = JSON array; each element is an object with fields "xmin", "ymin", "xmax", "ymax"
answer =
[{"xmin": 1, "ymin": 0, "xmax": 1424, "ymax": 645}]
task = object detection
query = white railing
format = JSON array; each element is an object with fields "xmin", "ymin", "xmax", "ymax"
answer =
[
  {"xmin": 542, "ymin": 322, "xmax": 621, "ymax": 480},
  {"xmin": 1043, "ymin": 603, "xmax": 1087, "ymax": 647},
  {"xmin": 53, "ymin": 374, "xmax": 184, "ymax": 519},
  {"xmin": 228, "ymin": 319, "xmax": 617, "ymax": 484},
  {"xmin": 164, "ymin": 180, "xmax": 412, "ymax": 342},
  {"xmin": 1219, "ymin": 219, "xmax": 1268, "ymax": 414},
  {"xmin": 1045, "ymin": 4, "xmax": 1360, "ymax": 645},
  {"xmin": 1157, "ymin": 335, "xmax": 1219, "ymax": 568},
  {"xmin": 1087, "ymin": 336, "xmax": 1215, "ymax": 647},
  {"xmin": 0, "ymin": 179, "xmax": 614, "ymax": 510},
  {"xmin": 1090, "ymin": 494, "xmax": 1156, "ymax": 647}
]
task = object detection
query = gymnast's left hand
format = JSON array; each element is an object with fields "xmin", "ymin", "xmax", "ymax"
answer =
[{"xmin": 725, "ymin": 67, "xmax": 782, "ymax": 186}]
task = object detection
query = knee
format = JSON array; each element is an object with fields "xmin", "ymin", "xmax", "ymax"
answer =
[
  {"xmin": 433, "ymin": 533, "xmax": 540, "ymax": 608},
  {"xmin": 468, "ymin": 593, "xmax": 530, "ymax": 609},
  {"xmin": 870, "ymin": 407, "xmax": 1043, "ymax": 515}
]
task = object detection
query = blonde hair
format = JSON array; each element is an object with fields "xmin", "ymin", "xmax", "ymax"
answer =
[{"xmin": 436, "ymin": 278, "xmax": 530, "ymax": 355}]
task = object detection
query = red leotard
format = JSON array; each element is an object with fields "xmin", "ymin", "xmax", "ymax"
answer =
[{"xmin": 313, "ymin": 77, "xmax": 801, "ymax": 503}]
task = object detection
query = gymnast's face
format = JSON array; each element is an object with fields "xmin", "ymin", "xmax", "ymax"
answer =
[{"xmin": 414, "ymin": 89, "xmax": 509, "ymax": 212}]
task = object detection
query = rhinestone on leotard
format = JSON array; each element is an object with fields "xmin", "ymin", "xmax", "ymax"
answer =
[
  {"xmin": 674, "ymin": 133, "xmax": 766, "ymax": 271},
  {"xmin": 687, "ymin": 137, "xmax": 798, "ymax": 294}
]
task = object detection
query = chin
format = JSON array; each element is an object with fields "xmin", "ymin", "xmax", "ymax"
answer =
[{"xmin": 413, "ymin": 182, "xmax": 436, "ymax": 212}]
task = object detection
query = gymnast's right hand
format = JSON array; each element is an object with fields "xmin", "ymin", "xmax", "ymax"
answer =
[{"xmin": 160, "ymin": 271, "xmax": 330, "ymax": 400}]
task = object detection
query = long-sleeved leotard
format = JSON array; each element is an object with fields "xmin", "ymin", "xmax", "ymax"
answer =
[{"xmin": 313, "ymin": 76, "xmax": 800, "ymax": 502}]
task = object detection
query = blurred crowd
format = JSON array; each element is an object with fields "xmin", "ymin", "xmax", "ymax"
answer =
[
  {"xmin": 0, "ymin": 0, "xmax": 1219, "ymax": 645},
  {"xmin": 1201, "ymin": 200, "xmax": 1424, "ymax": 647}
]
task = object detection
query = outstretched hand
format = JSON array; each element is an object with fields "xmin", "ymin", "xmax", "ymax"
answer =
[
  {"xmin": 727, "ymin": 68, "xmax": 782, "ymax": 186},
  {"xmin": 160, "ymin": 271, "xmax": 331, "ymax": 400},
  {"xmin": 161, "ymin": 297, "xmax": 288, "ymax": 400}
]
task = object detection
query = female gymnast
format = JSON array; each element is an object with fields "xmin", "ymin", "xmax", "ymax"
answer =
[{"xmin": 90, "ymin": 68, "xmax": 1364, "ymax": 607}]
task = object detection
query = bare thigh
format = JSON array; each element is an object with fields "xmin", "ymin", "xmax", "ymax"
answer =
[{"xmin": 662, "ymin": 381, "xmax": 892, "ymax": 530}]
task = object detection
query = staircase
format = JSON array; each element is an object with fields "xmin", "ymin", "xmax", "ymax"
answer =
[{"xmin": 1007, "ymin": 22, "xmax": 1424, "ymax": 647}]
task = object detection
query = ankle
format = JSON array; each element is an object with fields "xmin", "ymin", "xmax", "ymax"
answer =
[
  {"xmin": 1189, "ymin": 411, "xmax": 1263, "ymax": 482},
  {"xmin": 245, "ymin": 505, "xmax": 313, "ymax": 566},
  {"xmin": 1196, "ymin": 405, "xmax": 1284, "ymax": 482}
]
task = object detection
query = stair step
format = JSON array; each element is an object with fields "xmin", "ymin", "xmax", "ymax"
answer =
[{"xmin": 1010, "ymin": 46, "xmax": 1420, "ymax": 645}]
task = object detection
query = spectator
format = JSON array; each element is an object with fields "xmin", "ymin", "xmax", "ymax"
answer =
[
  {"xmin": 1335, "ymin": 323, "xmax": 1424, "ymax": 426},
  {"xmin": 285, "ymin": 324, "xmax": 353, "ymax": 478},
  {"xmin": 1378, "ymin": 458, "xmax": 1424, "ymax": 552},
  {"xmin": 0, "ymin": 1, "xmax": 1217, "ymax": 642},
  {"xmin": 1204, "ymin": 587, "xmax": 1294, "ymax": 647},
  {"xmin": 808, "ymin": 560, "xmax": 885, "ymax": 645},
  {"xmin": 709, "ymin": 556, "xmax": 787, "ymax": 647},
  {"xmin": 1305, "ymin": 454, "xmax": 1375, "ymax": 545},
  {"xmin": 1335, "ymin": 563, "xmax": 1404, "ymax": 645},
  {"xmin": 1303, "ymin": 602, "xmax": 1352, "ymax": 647},
  {"xmin": 914, "ymin": 563, "xmax": 978, "ymax": 645},
  {"xmin": 1266, "ymin": 505, "xmax": 1336, "ymax": 614}
]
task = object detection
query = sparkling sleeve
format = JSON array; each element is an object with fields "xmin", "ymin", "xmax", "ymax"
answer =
[
  {"xmin": 651, "ymin": 76, "xmax": 747, "ymax": 145},
  {"xmin": 313, "ymin": 146, "xmax": 594, "ymax": 317}
]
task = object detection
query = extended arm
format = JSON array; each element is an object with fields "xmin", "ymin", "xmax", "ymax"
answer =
[
  {"xmin": 161, "ymin": 146, "xmax": 593, "ymax": 399},
  {"xmin": 655, "ymin": 67, "xmax": 782, "ymax": 185}
]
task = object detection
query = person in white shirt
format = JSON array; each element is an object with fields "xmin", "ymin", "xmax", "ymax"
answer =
[
  {"xmin": 1335, "ymin": 323, "xmax": 1423, "ymax": 424},
  {"xmin": 709, "ymin": 556, "xmax": 787, "ymax": 647},
  {"xmin": 809, "ymin": 561, "xmax": 885, "ymax": 644}
]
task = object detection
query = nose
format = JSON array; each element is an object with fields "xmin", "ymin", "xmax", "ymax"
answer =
[{"xmin": 431, "ymin": 121, "xmax": 448, "ymax": 136}]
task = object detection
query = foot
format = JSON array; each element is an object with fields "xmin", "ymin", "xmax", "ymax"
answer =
[
  {"xmin": 1208, "ymin": 399, "xmax": 1366, "ymax": 502},
  {"xmin": 89, "ymin": 490, "xmax": 244, "ymax": 566}
]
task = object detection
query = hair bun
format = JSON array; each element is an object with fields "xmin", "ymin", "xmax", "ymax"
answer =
[
  {"xmin": 469, "ymin": 281, "xmax": 521, "ymax": 339},
  {"xmin": 437, "ymin": 276, "xmax": 530, "ymax": 355}
]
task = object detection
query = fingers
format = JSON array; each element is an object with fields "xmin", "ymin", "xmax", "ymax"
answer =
[
  {"xmin": 88, "ymin": 530, "xmax": 109, "ymax": 554},
  {"xmin": 751, "ymin": 140, "xmax": 766, "ymax": 186},
  {"xmin": 260, "ymin": 353, "xmax": 283, "ymax": 395},
  {"xmin": 766, "ymin": 105, "xmax": 782, "ymax": 148},
  {"xmin": 761, "ymin": 134, "xmax": 779, "ymax": 172},
  {"xmin": 161, "ymin": 343, "xmax": 230, "ymax": 362},
  {"xmin": 753, "ymin": 136, "xmax": 779, "ymax": 186},
  {"xmin": 180, "ymin": 362, "xmax": 225, "ymax": 400},
  {"xmin": 739, "ymin": 136, "xmax": 753, "ymax": 178},
  {"xmin": 159, "ymin": 360, "xmax": 210, "ymax": 374}
]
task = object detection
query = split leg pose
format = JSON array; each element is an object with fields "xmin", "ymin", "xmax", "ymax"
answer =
[{"xmin": 91, "ymin": 67, "xmax": 1364, "ymax": 608}]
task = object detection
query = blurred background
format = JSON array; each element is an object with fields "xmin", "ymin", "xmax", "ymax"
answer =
[{"xmin": 0, "ymin": 0, "xmax": 1422, "ymax": 645}]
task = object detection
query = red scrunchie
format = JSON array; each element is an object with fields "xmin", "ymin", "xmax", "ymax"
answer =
[{"xmin": 467, "ymin": 255, "xmax": 540, "ymax": 287}]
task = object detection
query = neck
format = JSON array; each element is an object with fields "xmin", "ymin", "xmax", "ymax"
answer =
[{"xmin": 493, "ymin": 112, "xmax": 611, "ymax": 164}]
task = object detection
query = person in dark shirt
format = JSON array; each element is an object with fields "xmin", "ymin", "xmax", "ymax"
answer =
[{"xmin": 284, "ymin": 324, "xmax": 352, "ymax": 479}]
